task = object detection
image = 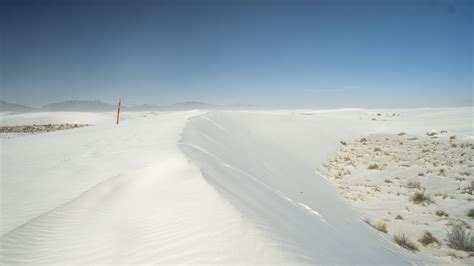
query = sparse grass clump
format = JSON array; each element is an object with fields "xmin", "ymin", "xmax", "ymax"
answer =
[
  {"xmin": 394, "ymin": 234, "xmax": 419, "ymax": 252},
  {"xmin": 368, "ymin": 163, "xmax": 380, "ymax": 170},
  {"xmin": 459, "ymin": 171, "xmax": 471, "ymax": 177},
  {"xmin": 467, "ymin": 209, "xmax": 474, "ymax": 218},
  {"xmin": 365, "ymin": 220, "xmax": 388, "ymax": 233},
  {"xmin": 435, "ymin": 210, "xmax": 448, "ymax": 217},
  {"xmin": 410, "ymin": 192, "xmax": 434, "ymax": 205},
  {"xmin": 447, "ymin": 224, "xmax": 474, "ymax": 252},
  {"xmin": 438, "ymin": 168, "xmax": 446, "ymax": 176},
  {"xmin": 462, "ymin": 181, "xmax": 474, "ymax": 195},
  {"xmin": 406, "ymin": 181, "xmax": 421, "ymax": 190},
  {"xmin": 418, "ymin": 231, "xmax": 440, "ymax": 247}
]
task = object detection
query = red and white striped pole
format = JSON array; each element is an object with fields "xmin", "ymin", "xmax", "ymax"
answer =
[{"xmin": 116, "ymin": 99, "xmax": 121, "ymax": 125}]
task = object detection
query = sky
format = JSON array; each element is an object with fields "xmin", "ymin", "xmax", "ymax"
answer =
[{"xmin": 1, "ymin": 0, "xmax": 472, "ymax": 107}]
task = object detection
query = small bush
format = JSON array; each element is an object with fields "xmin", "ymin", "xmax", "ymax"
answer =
[
  {"xmin": 467, "ymin": 209, "xmax": 474, "ymax": 218},
  {"xmin": 447, "ymin": 224, "xmax": 474, "ymax": 252},
  {"xmin": 340, "ymin": 140, "xmax": 347, "ymax": 146},
  {"xmin": 398, "ymin": 132, "xmax": 406, "ymax": 136},
  {"xmin": 406, "ymin": 181, "xmax": 421, "ymax": 190},
  {"xmin": 376, "ymin": 222, "xmax": 388, "ymax": 233},
  {"xmin": 435, "ymin": 210, "xmax": 449, "ymax": 217},
  {"xmin": 419, "ymin": 231, "xmax": 441, "ymax": 247},
  {"xmin": 374, "ymin": 147, "xmax": 382, "ymax": 152},
  {"xmin": 462, "ymin": 181, "xmax": 474, "ymax": 195},
  {"xmin": 449, "ymin": 135, "xmax": 456, "ymax": 140},
  {"xmin": 438, "ymin": 168, "xmax": 446, "ymax": 176},
  {"xmin": 394, "ymin": 234, "xmax": 419, "ymax": 252},
  {"xmin": 395, "ymin": 214, "xmax": 403, "ymax": 220},
  {"xmin": 368, "ymin": 163, "xmax": 380, "ymax": 170},
  {"xmin": 360, "ymin": 137, "xmax": 367, "ymax": 142},
  {"xmin": 384, "ymin": 179, "xmax": 392, "ymax": 183},
  {"xmin": 410, "ymin": 192, "xmax": 434, "ymax": 205},
  {"xmin": 459, "ymin": 171, "xmax": 470, "ymax": 176}
]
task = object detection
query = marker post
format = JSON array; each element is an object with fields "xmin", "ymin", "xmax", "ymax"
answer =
[{"xmin": 116, "ymin": 99, "xmax": 121, "ymax": 125}]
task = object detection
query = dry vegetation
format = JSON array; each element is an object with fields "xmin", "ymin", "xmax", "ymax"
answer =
[
  {"xmin": 394, "ymin": 234, "xmax": 419, "ymax": 252},
  {"xmin": 0, "ymin": 124, "xmax": 88, "ymax": 137},
  {"xmin": 323, "ymin": 131, "xmax": 474, "ymax": 261}
]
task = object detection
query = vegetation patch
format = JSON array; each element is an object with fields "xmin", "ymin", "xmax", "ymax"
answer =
[
  {"xmin": 394, "ymin": 234, "xmax": 419, "ymax": 252},
  {"xmin": 406, "ymin": 181, "xmax": 422, "ymax": 190},
  {"xmin": 410, "ymin": 192, "xmax": 434, "ymax": 205},
  {"xmin": 0, "ymin": 124, "xmax": 88, "ymax": 134},
  {"xmin": 435, "ymin": 210, "xmax": 448, "ymax": 217},
  {"xmin": 447, "ymin": 224, "xmax": 474, "ymax": 252},
  {"xmin": 418, "ymin": 231, "xmax": 440, "ymax": 247},
  {"xmin": 467, "ymin": 209, "xmax": 474, "ymax": 219},
  {"xmin": 368, "ymin": 163, "xmax": 381, "ymax": 170}
]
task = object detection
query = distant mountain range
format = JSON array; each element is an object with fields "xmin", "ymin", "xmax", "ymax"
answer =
[
  {"xmin": 0, "ymin": 100, "xmax": 258, "ymax": 112},
  {"xmin": 0, "ymin": 100, "xmax": 37, "ymax": 112}
]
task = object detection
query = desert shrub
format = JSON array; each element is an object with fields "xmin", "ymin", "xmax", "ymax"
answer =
[
  {"xmin": 418, "ymin": 172, "xmax": 424, "ymax": 176},
  {"xmin": 410, "ymin": 192, "xmax": 434, "ymax": 205},
  {"xmin": 374, "ymin": 147, "xmax": 382, "ymax": 152},
  {"xmin": 435, "ymin": 210, "xmax": 449, "ymax": 217},
  {"xmin": 438, "ymin": 168, "xmax": 446, "ymax": 176},
  {"xmin": 368, "ymin": 163, "xmax": 380, "ymax": 170},
  {"xmin": 394, "ymin": 234, "xmax": 419, "ymax": 252},
  {"xmin": 467, "ymin": 209, "xmax": 474, "ymax": 218},
  {"xmin": 398, "ymin": 132, "xmax": 406, "ymax": 136},
  {"xmin": 447, "ymin": 224, "xmax": 474, "ymax": 252},
  {"xmin": 376, "ymin": 222, "xmax": 388, "ymax": 233},
  {"xmin": 426, "ymin": 132, "xmax": 437, "ymax": 136},
  {"xmin": 340, "ymin": 140, "xmax": 347, "ymax": 146},
  {"xmin": 395, "ymin": 214, "xmax": 403, "ymax": 220},
  {"xmin": 384, "ymin": 179, "xmax": 392, "ymax": 183},
  {"xmin": 419, "ymin": 231, "xmax": 441, "ymax": 247},
  {"xmin": 462, "ymin": 181, "xmax": 474, "ymax": 195},
  {"xmin": 360, "ymin": 137, "xmax": 367, "ymax": 142},
  {"xmin": 449, "ymin": 135, "xmax": 456, "ymax": 140},
  {"xmin": 406, "ymin": 181, "xmax": 421, "ymax": 190}
]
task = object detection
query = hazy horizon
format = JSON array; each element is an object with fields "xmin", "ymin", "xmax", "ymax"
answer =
[{"xmin": 1, "ymin": 0, "xmax": 472, "ymax": 107}]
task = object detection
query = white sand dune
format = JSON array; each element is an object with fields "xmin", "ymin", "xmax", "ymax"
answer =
[{"xmin": 1, "ymin": 107, "xmax": 471, "ymax": 263}]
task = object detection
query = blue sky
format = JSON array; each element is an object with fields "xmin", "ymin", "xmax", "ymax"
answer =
[{"xmin": 1, "ymin": 0, "xmax": 472, "ymax": 107}]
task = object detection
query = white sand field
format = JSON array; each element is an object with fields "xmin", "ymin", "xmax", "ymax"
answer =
[{"xmin": 0, "ymin": 107, "xmax": 472, "ymax": 264}]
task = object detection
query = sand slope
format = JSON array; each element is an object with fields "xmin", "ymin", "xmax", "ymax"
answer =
[{"xmin": 1, "ymin": 111, "xmax": 298, "ymax": 263}]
